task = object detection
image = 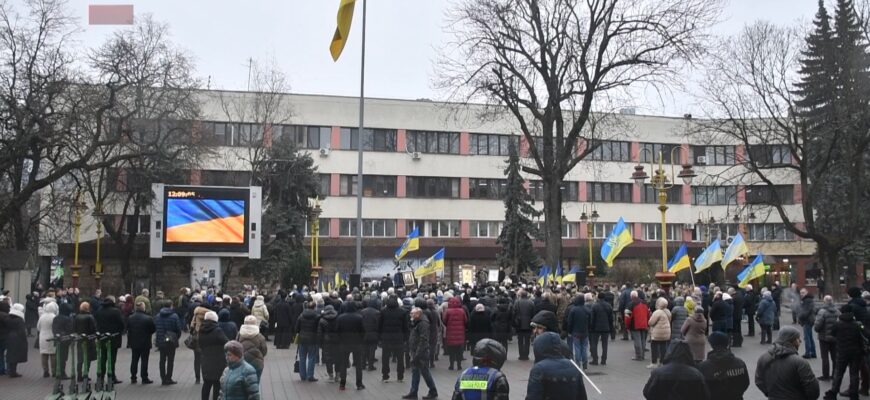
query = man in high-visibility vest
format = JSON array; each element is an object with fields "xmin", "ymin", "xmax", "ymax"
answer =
[{"xmin": 451, "ymin": 339, "xmax": 509, "ymax": 400}]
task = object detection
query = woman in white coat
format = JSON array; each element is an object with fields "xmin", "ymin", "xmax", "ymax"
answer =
[{"xmin": 37, "ymin": 301, "xmax": 58, "ymax": 377}]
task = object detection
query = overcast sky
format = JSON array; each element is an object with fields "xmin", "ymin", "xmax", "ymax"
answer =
[{"xmin": 63, "ymin": 0, "xmax": 819, "ymax": 117}]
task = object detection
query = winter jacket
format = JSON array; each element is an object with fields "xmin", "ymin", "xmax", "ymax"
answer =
[
  {"xmin": 289, "ymin": 294, "xmax": 305, "ymax": 331},
  {"xmin": 273, "ymin": 299, "xmax": 292, "ymax": 329},
  {"xmin": 220, "ymin": 359, "xmax": 260, "ymax": 400},
  {"xmin": 648, "ymin": 308, "xmax": 672, "ymax": 341},
  {"xmin": 219, "ymin": 309, "xmax": 239, "ymax": 341},
  {"xmin": 554, "ymin": 293, "xmax": 571, "ymax": 331},
  {"xmin": 360, "ymin": 303, "xmax": 381, "ymax": 343},
  {"xmin": 442, "ymin": 297, "xmax": 468, "ymax": 346},
  {"xmin": 154, "ymin": 307, "xmax": 182, "ymax": 349},
  {"xmin": 25, "ymin": 295, "xmax": 39, "ymax": 327},
  {"xmin": 670, "ymin": 302, "xmax": 688, "ymax": 339},
  {"xmin": 250, "ymin": 299, "xmax": 269, "ymax": 327},
  {"xmin": 627, "ymin": 300, "xmax": 650, "ymax": 331},
  {"xmin": 378, "ymin": 298, "xmax": 409, "ymax": 346},
  {"xmin": 94, "ymin": 299, "xmax": 125, "ymax": 348},
  {"xmin": 317, "ymin": 306, "xmax": 339, "ymax": 363},
  {"xmin": 51, "ymin": 304, "xmax": 74, "ymax": 340},
  {"xmin": 512, "ymin": 296, "xmax": 535, "ymax": 332},
  {"xmin": 199, "ymin": 319, "xmax": 229, "ymax": 380},
  {"xmin": 565, "ymin": 297, "xmax": 591, "ymax": 338},
  {"xmin": 754, "ymin": 343, "xmax": 820, "ymax": 400},
  {"xmin": 73, "ymin": 311, "xmax": 98, "ymax": 362},
  {"xmin": 5, "ymin": 313, "xmax": 28, "ymax": 363},
  {"xmin": 797, "ymin": 295, "xmax": 816, "ymax": 326},
  {"xmin": 491, "ymin": 301, "xmax": 513, "ymax": 342},
  {"xmin": 409, "ymin": 317, "xmax": 430, "ymax": 366},
  {"xmin": 830, "ymin": 312, "xmax": 866, "ymax": 357},
  {"xmin": 590, "ymin": 299, "xmax": 613, "ymax": 333},
  {"xmin": 710, "ymin": 299, "xmax": 732, "ymax": 333},
  {"xmin": 681, "ymin": 313, "xmax": 708, "ymax": 361},
  {"xmin": 756, "ymin": 297, "xmax": 775, "ymax": 326},
  {"xmin": 37, "ymin": 303, "xmax": 58, "ymax": 354},
  {"xmin": 468, "ymin": 309, "xmax": 493, "ymax": 346},
  {"xmin": 848, "ymin": 297, "xmax": 869, "ymax": 324},
  {"xmin": 229, "ymin": 302, "xmax": 249, "ymax": 330},
  {"xmin": 534, "ymin": 298, "xmax": 557, "ymax": 316},
  {"xmin": 294, "ymin": 308, "xmax": 320, "ymax": 345},
  {"xmin": 731, "ymin": 291, "xmax": 745, "ymax": 328},
  {"xmin": 126, "ymin": 310, "xmax": 156, "ymax": 350},
  {"xmin": 813, "ymin": 303, "xmax": 840, "ymax": 342},
  {"xmin": 526, "ymin": 332, "xmax": 587, "ymax": 400},
  {"xmin": 335, "ymin": 301, "xmax": 365, "ymax": 349},
  {"xmin": 238, "ymin": 324, "xmax": 267, "ymax": 375},
  {"xmin": 698, "ymin": 350, "xmax": 750, "ymax": 400},
  {"xmin": 642, "ymin": 342, "xmax": 710, "ymax": 400}
]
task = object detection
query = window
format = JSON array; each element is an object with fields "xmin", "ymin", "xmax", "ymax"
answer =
[
  {"xmin": 123, "ymin": 215, "xmax": 150, "ymax": 235},
  {"xmin": 407, "ymin": 131, "xmax": 459, "ymax": 154},
  {"xmin": 272, "ymin": 125, "xmax": 330, "ymax": 149},
  {"xmin": 693, "ymin": 145, "xmax": 736, "ymax": 166},
  {"xmin": 339, "ymin": 128, "xmax": 397, "ymax": 151},
  {"xmin": 529, "ymin": 181, "xmax": 545, "ymax": 202},
  {"xmin": 534, "ymin": 222, "xmax": 578, "ymax": 238},
  {"xmin": 642, "ymin": 223, "xmax": 681, "ymax": 241},
  {"xmin": 640, "ymin": 143, "xmax": 681, "ymax": 164},
  {"xmin": 641, "ymin": 184, "xmax": 683, "ymax": 204},
  {"xmin": 201, "ymin": 170, "xmax": 252, "ymax": 187},
  {"xmin": 588, "ymin": 140, "xmax": 631, "ymax": 161},
  {"xmin": 561, "ymin": 182, "xmax": 579, "ymax": 202},
  {"xmin": 318, "ymin": 174, "xmax": 331, "ymax": 197},
  {"xmin": 339, "ymin": 175, "xmax": 397, "ymax": 197},
  {"xmin": 406, "ymin": 177, "xmax": 460, "ymax": 198},
  {"xmin": 745, "ymin": 185, "xmax": 794, "ymax": 205},
  {"xmin": 469, "ymin": 221, "xmax": 502, "ymax": 238},
  {"xmin": 692, "ymin": 186, "xmax": 737, "ymax": 206},
  {"xmin": 748, "ymin": 144, "xmax": 792, "ymax": 166},
  {"xmin": 469, "ymin": 134, "xmax": 519, "ymax": 156},
  {"xmin": 235, "ymin": 123, "xmax": 264, "ymax": 147},
  {"xmin": 748, "ymin": 223, "xmax": 795, "ymax": 241},
  {"xmin": 304, "ymin": 219, "xmax": 330, "ymax": 237},
  {"xmin": 204, "ymin": 123, "xmax": 266, "ymax": 147},
  {"xmin": 588, "ymin": 182, "xmax": 633, "ymax": 203},
  {"xmin": 339, "ymin": 219, "xmax": 396, "ymax": 237},
  {"xmin": 693, "ymin": 223, "xmax": 740, "ymax": 243},
  {"xmin": 469, "ymin": 178, "xmax": 508, "ymax": 200},
  {"xmin": 407, "ymin": 220, "xmax": 460, "ymax": 237},
  {"xmin": 592, "ymin": 222, "xmax": 633, "ymax": 239}
]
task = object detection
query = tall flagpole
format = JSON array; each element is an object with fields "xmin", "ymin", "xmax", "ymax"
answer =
[{"xmin": 354, "ymin": 0, "xmax": 366, "ymax": 279}]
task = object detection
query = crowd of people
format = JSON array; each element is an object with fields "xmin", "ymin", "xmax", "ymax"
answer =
[{"xmin": 0, "ymin": 275, "xmax": 868, "ymax": 400}]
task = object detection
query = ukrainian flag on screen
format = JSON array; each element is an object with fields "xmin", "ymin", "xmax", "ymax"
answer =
[{"xmin": 166, "ymin": 199, "xmax": 245, "ymax": 243}]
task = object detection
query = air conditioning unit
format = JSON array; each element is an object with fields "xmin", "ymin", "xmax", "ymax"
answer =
[
  {"xmin": 411, "ymin": 151, "xmax": 421, "ymax": 160},
  {"xmin": 695, "ymin": 155, "xmax": 707, "ymax": 165},
  {"xmin": 319, "ymin": 147, "xmax": 330, "ymax": 157},
  {"xmin": 726, "ymin": 235, "xmax": 735, "ymax": 245}
]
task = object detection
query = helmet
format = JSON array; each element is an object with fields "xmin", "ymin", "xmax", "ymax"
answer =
[{"xmin": 471, "ymin": 339, "xmax": 507, "ymax": 369}]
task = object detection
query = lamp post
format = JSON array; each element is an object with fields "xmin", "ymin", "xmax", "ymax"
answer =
[
  {"xmin": 309, "ymin": 199, "xmax": 323, "ymax": 289},
  {"xmin": 631, "ymin": 147, "xmax": 696, "ymax": 292},
  {"xmin": 71, "ymin": 193, "xmax": 89, "ymax": 289},
  {"xmin": 92, "ymin": 205, "xmax": 105, "ymax": 289},
  {"xmin": 579, "ymin": 204, "xmax": 600, "ymax": 282}
]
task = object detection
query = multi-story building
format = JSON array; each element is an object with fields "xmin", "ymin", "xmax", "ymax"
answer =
[{"xmin": 48, "ymin": 90, "xmax": 826, "ymax": 294}]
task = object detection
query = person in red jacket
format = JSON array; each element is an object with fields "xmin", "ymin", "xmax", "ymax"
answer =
[
  {"xmin": 442, "ymin": 297, "xmax": 468, "ymax": 370},
  {"xmin": 625, "ymin": 291, "xmax": 650, "ymax": 361}
]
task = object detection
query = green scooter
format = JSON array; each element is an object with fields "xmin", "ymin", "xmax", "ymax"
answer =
[
  {"xmin": 76, "ymin": 334, "xmax": 97, "ymax": 400},
  {"xmin": 93, "ymin": 332, "xmax": 118, "ymax": 400},
  {"xmin": 45, "ymin": 334, "xmax": 72, "ymax": 400}
]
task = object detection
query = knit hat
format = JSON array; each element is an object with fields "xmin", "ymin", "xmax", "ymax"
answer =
[
  {"xmin": 775, "ymin": 326, "xmax": 801, "ymax": 345},
  {"xmin": 224, "ymin": 340, "xmax": 244, "ymax": 358},
  {"xmin": 204, "ymin": 311, "xmax": 218, "ymax": 322},
  {"xmin": 10, "ymin": 303, "xmax": 25, "ymax": 319},
  {"xmin": 708, "ymin": 332, "xmax": 729, "ymax": 349},
  {"xmin": 848, "ymin": 287, "xmax": 862, "ymax": 298},
  {"xmin": 244, "ymin": 315, "xmax": 258, "ymax": 325}
]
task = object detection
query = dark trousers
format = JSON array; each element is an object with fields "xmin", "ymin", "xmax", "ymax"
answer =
[
  {"xmin": 731, "ymin": 321, "xmax": 743, "ymax": 347},
  {"xmin": 0, "ymin": 338, "xmax": 5, "ymax": 375},
  {"xmin": 517, "ymin": 331, "xmax": 531, "ymax": 360},
  {"xmin": 202, "ymin": 379, "xmax": 220, "ymax": 400},
  {"xmin": 409, "ymin": 363, "xmax": 437, "ymax": 396},
  {"xmin": 428, "ymin": 338, "xmax": 437, "ymax": 367},
  {"xmin": 819, "ymin": 341, "xmax": 837, "ymax": 378},
  {"xmin": 650, "ymin": 340, "xmax": 668, "ymax": 364},
  {"xmin": 193, "ymin": 349, "xmax": 201, "ymax": 381},
  {"xmin": 861, "ymin": 357, "xmax": 870, "ymax": 394},
  {"xmin": 364, "ymin": 341, "xmax": 378, "ymax": 369},
  {"xmin": 159, "ymin": 346, "xmax": 176, "ymax": 382},
  {"xmin": 382, "ymin": 346, "xmax": 404, "ymax": 380},
  {"xmin": 57, "ymin": 343, "xmax": 69, "ymax": 377},
  {"xmin": 337, "ymin": 347, "xmax": 363, "ymax": 387},
  {"xmin": 98, "ymin": 344, "xmax": 119, "ymax": 378},
  {"xmin": 590, "ymin": 332, "xmax": 609, "ymax": 363},
  {"xmin": 829, "ymin": 354, "xmax": 862, "ymax": 398},
  {"xmin": 746, "ymin": 311, "xmax": 756, "ymax": 336},
  {"xmin": 446, "ymin": 345, "xmax": 463, "ymax": 368},
  {"xmin": 760, "ymin": 324, "xmax": 773, "ymax": 344},
  {"xmin": 130, "ymin": 347, "xmax": 150, "ymax": 380}
]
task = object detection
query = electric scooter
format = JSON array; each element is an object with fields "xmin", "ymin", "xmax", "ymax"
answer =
[
  {"xmin": 63, "ymin": 334, "xmax": 81, "ymax": 400},
  {"xmin": 77, "ymin": 334, "xmax": 98, "ymax": 400},
  {"xmin": 45, "ymin": 334, "xmax": 72, "ymax": 400},
  {"xmin": 93, "ymin": 332, "xmax": 119, "ymax": 400}
]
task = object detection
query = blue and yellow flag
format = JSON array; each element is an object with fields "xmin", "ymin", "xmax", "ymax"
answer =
[
  {"xmin": 737, "ymin": 252, "xmax": 766, "ymax": 288},
  {"xmin": 600, "ymin": 217, "xmax": 633, "ymax": 267},
  {"xmin": 330, "ymin": 0, "xmax": 357, "ymax": 61},
  {"xmin": 554, "ymin": 262, "xmax": 563, "ymax": 284},
  {"xmin": 561, "ymin": 266, "xmax": 581, "ymax": 283},
  {"xmin": 722, "ymin": 232, "xmax": 749, "ymax": 268},
  {"xmin": 537, "ymin": 265, "xmax": 550, "ymax": 286},
  {"xmin": 415, "ymin": 248, "xmax": 445, "ymax": 278},
  {"xmin": 694, "ymin": 239, "xmax": 723, "ymax": 273},
  {"xmin": 395, "ymin": 226, "xmax": 420, "ymax": 261},
  {"xmin": 667, "ymin": 243, "xmax": 691, "ymax": 273},
  {"xmin": 334, "ymin": 271, "xmax": 346, "ymax": 289}
]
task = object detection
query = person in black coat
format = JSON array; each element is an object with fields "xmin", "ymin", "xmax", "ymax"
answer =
[
  {"xmin": 743, "ymin": 285, "xmax": 758, "ymax": 337},
  {"xmin": 126, "ymin": 302, "xmax": 155, "ymax": 384},
  {"xmin": 74, "ymin": 302, "xmax": 98, "ymax": 380},
  {"xmin": 317, "ymin": 305, "xmax": 340, "ymax": 381},
  {"xmin": 360, "ymin": 299, "xmax": 381, "ymax": 371},
  {"xmin": 490, "ymin": 298, "xmax": 513, "ymax": 352},
  {"xmin": 512, "ymin": 290, "xmax": 535, "ymax": 361},
  {"xmin": 642, "ymin": 341, "xmax": 711, "ymax": 400},
  {"xmin": 198, "ymin": 312, "xmax": 228, "ymax": 400},
  {"xmin": 378, "ymin": 296, "xmax": 408, "ymax": 382},
  {"xmin": 467, "ymin": 304, "xmax": 493, "ymax": 352},
  {"xmin": 24, "ymin": 294, "xmax": 38, "ymax": 337},
  {"xmin": 710, "ymin": 293, "xmax": 730, "ymax": 334},
  {"xmin": 590, "ymin": 292, "xmax": 614, "ymax": 365},
  {"xmin": 5, "ymin": 304, "xmax": 28, "ymax": 377},
  {"xmin": 95, "ymin": 296, "xmax": 125, "ymax": 383},
  {"xmin": 217, "ymin": 309, "xmax": 238, "ymax": 342},
  {"xmin": 730, "ymin": 289, "xmax": 745, "ymax": 347},
  {"xmin": 565, "ymin": 295, "xmax": 591, "ymax": 368},
  {"xmin": 336, "ymin": 300, "xmax": 365, "ymax": 390},
  {"xmin": 52, "ymin": 303, "xmax": 74, "ymax": 379},
  {"xmin": 698, "ymin": 332, "xmax": 749, "ymax": 400},
  {"xmin": 289, "ymin": 293, "xmax": 305, "ymax": 337},
  {"xmin": 295, "ymin": 302, "xmax": 320, "ymax": 382},
  {"xmin": 273, "ymin": 294, "xmax": 292, "ymax": 349},
  {"xmin": 824, "ymin": 307, "xmax": 866, "ymax": 400}
]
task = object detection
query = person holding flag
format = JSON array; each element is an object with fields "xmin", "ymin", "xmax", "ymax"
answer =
[{"xmin": 600, "ymin": 217, "xmax": 633, "ymax": 267}]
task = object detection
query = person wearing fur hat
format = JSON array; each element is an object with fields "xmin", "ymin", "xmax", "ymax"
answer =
[
  {"xmin": 200, "ymin": 311, "xmax": 229, "ymax": 400},
  {"xmin": 238, "ymin": 315, "xmax": 267, "ymax": 380},
  {"xmin": 220, "ymin": 340, "xmax": 260, "ymax": 400},
  {"xmin": 755, "ymin": 326, "xmax": 819, "ymax": 400},
  {"xmin": 698, "ymin": 332, "xmax": 749, "ymax": 400},
  {"xmin": 250, "ymin": 295, "xmax": 269, "ymax": 341},
  {"xmin": 6, "ymin": 303, "xmax": 28, "ymax": 377},
  {"xmin": 37, "ymin": 301, "xmax": 59, "ymax": 378}
]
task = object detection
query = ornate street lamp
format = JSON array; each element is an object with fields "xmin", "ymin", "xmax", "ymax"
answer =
[
  {"xmin": 92, "ymin": 204, "xmax": 105, "ymax": 289},
  {"xmin": 309, "ymin": 198, "xmax": 323, "ymax": 289},
  {"xmin": 579, "ymin": 204, "xmax": 600, "ymax": 279},
  {"xmin": 71, "ymin": 193, "xmax": 89, "ymax": 289}
]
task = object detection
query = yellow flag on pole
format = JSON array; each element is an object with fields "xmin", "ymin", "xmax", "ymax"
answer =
[{"xmin": 330, "ymin": 0, "xmax": 357, "ymax": 61}]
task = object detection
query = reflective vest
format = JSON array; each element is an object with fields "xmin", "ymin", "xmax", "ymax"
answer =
[{"xmin": 456, "ymin": 366, "xmax": 499, "ymax": 400}]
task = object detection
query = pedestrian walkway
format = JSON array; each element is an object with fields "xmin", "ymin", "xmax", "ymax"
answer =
[{"xmin": 3, "ymin": 315, "xmax": 842, "ymax": 399}]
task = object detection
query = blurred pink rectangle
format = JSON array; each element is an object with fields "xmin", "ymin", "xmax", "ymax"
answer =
[{"xmin": 89, "ymin": 5, "xmax": 134, "ymax": 25}]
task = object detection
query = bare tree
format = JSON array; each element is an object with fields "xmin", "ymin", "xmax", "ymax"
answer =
[{"xmin": 438, "ymin": 0, "xmax": 721, "ymax": 266}]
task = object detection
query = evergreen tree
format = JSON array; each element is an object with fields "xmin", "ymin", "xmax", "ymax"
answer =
[
  {"xmin": 795, "ymin": 0, "xmax": 837, "ymax": 130},
  {"xmin": 496, "ymin": 142, "xmax": 542, "ymax": 275}
]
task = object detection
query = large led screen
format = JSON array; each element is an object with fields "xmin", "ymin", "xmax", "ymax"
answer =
[{"xmin": 162, "ymin": 186, "xmax": 249, "ymax": 253}]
